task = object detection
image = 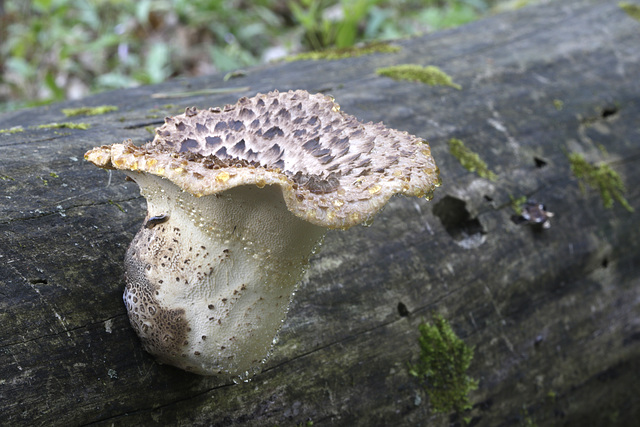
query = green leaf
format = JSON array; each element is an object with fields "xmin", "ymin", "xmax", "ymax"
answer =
[
  {"xmin": 136, "ymin": 0, "xmax": 152, "ymax": 25},
  {"xmin": 145, "ymin": 42, "xmax": 171, "ymax": 84},
  {"xmin": 44, "ymin": 71, "xmax": 65, "ymax": 101},
  {"xmin": 95, "ymin": 72, "xmax": 137, "ymax": 90},
  {"xmin": 33, "ymin": 0, "xmax": 54, "ymax": 13},
  {"xmin": 6, "ymin": 57, "xmax": 36, "ymax": 78}
]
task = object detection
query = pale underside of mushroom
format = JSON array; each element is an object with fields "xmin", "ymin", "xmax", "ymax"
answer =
[{"xmin": 85, "ymin": 89, "xmax": 439, "ymax": 378}]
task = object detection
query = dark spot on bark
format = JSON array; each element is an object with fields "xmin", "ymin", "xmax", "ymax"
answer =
[
  {"xmin": 397, "ymin": 302, "xmax": 409, "ymax": 317},
  {"xmin": 534, "ymin": 157, "xmax": 547, "ymax": 168},
  {"xmin": 601, "ymin": 105, "xmax": 618, "ymax": 119},
  {"xmin": 432, "ymin": 195, "xmax": 485, "ymax": 243}
]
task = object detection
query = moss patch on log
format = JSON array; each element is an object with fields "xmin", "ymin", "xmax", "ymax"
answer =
[
  {"xmin": 569, "ymin": 152, "xmax": 633, "ymax": 212},
  {"xmin": 286, "ymin": 42, "xmax": 400, "ymax": 61},
  {"xmin": 448, "ymin": 138, "xmax": 497, "ymax": 180},
  {"xmin": 37, "ymin": 122, "xmax": 91, "ymax": 130},
  {"xmin": 0, "ymin": 126, "xmax": 24, "ymax": 134},
  {"xmin": 510, "ymin": 194, "xmax": 528, "ymax": 215},
  {"xmin": 553, "ymin": 99, "xmax": 564, "ymax": 111},
  {"xmin": 62, "ymin": 105, "xmax": 118, "ymax": 117},
  {"xmin": 410, "ymin": 314, "xmax": 478, "ymax": 417},
  {"xmin": 376, "ymin": 64, "xmax": 461, "ymax": 89},
  {"xmin": 619, "ymin": 2, "xmax": 640, "ymax": 21}
]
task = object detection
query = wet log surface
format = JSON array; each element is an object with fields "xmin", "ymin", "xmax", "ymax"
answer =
[{"xmin": 1, "ymin": 0, "xmax": 639, "ymax": 425}]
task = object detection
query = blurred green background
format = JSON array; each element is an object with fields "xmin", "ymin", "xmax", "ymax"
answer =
[{"xmin": 0, "ymin": 0, "xmax": 537, "ymax": 112}]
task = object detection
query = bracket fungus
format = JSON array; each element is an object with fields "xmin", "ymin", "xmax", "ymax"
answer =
[{"xmin": 85, "ymin": 90, "xmax": 439, "ymax": 379}]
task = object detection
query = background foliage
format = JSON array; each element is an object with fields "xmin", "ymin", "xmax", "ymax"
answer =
[{"xmin": 0, "ymin": 0, "xmax": 537, "ymax": 111}]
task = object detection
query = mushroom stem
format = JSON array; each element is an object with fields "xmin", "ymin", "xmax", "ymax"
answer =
[{"xmin": 123, "ymin": 172, "xmax": 325, "ymax": 378}]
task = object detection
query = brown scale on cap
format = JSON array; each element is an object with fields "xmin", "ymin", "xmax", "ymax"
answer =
[
  {"xmin": 85, "ymin": 90, "xmax": 439, "ymax": 378},
  {"xmin": 87, "ymin": 89, "xmax": 439, "ymax": 229}
]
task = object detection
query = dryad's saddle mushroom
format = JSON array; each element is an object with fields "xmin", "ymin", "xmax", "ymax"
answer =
[{"xmin": 85, "ymin": 90, "xmax": 439, "ymax": 379}]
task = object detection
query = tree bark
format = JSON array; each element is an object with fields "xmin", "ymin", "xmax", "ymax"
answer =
[{"xmin": 1, "ymin": 0, "xmax": 639, "ymax": 425}]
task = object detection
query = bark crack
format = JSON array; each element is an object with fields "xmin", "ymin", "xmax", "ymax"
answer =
[{"xmin": 0, "ymin": 195, "xmax": 142, "ymax": 225}]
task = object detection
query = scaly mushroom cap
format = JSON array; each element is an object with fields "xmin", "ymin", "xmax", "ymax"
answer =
[{"xmin": 86, "ymin": 89, "xmax": 439, "ymax": 229}]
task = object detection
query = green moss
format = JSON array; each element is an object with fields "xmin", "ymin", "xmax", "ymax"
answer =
[
  {"xmin": 510, "ymin": 194, "xmax": 528, "ymax": 215},
  {"xmin": 37, "ymin": 122, "xmax": 91, "ymax": 130},
  {"xmin": 510, "ymin": 0, "xmax": 531, "ymax": 9},
  {"xmin": 569, "ymin": 153, "xmax": 633, "ymax": 212},
  {"xmin": 286, "ymin": 41, "xmax": 400, "ymax": 61},
  {"xmin": 520, "ymin": 406, "xmax": 538, "ymax": 427},
  {"xmin": 448, "ymin": 138, "xmax": 497, "ymax": 181},
  {"xmin": 620, "ymin": 2, "xmax": 640, "ymax": 21},
  {"xmin": 553, "ymin": 99, "xmax": 564, "ymax": 111},
  {"xmin": 61, "ymin": 105, "xmax": 118, "ymax": 117},
  {"xmin": 376, "ymin": 64, "xmax": 461, "ymax": 89},
  {"xmin": 109, "ymin": 200, "xmax": 125, "ymax": 213},
  {"xmin": 409, "ymin": 314, "xmax": 478, "ymax": 416},
  {"xmin": 223, "ymin": 69, "xmax": 248, "ymax": 81},
  {"xmin": 0, "ymin": 126, "xmax": 25, "ymax": 134},
  {"xmin": 597, "ymin": 143, "xmax": 609, "ymax": 157}
]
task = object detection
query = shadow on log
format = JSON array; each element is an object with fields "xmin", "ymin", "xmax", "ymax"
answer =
[{"xmin": 1, "ymin": 0, "xmax": 639, "ymax": 425}]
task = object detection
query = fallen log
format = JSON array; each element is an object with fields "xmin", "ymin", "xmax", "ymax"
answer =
[{"xmin": 1, "ymin": 0, "xmax": 639, "ymax": 425}]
